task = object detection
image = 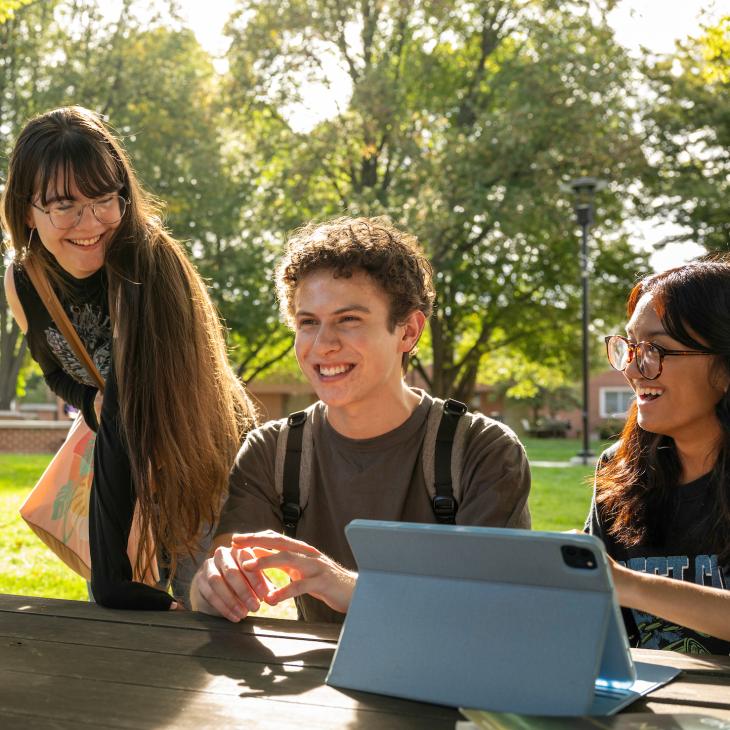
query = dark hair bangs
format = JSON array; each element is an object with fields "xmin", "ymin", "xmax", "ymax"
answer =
[{"xmin": 37, "ymin": 131, "xmax": 125, "ymax": 205}]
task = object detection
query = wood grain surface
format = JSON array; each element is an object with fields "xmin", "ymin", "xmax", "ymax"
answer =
[{"xmin": 1, "ymin": 595, "xmax": 728, "ymax": 729}]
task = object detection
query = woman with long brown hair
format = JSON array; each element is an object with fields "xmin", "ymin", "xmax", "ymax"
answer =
[
  {"xmin": 2, "ymin": 106, "xmax": 256, "ymax": 609},
  {"xmin": 588, "ymin": 256, "xmax": 730, "ymax": 653}
]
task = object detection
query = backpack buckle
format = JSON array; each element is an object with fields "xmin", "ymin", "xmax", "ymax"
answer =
[
  {"xmin": 443, "ymin": 399, "xmax": 467, "ymax": 416},
  {"xmin": 432, "ymin": 495, "xmax": 457, "ymax": 523},
  {"xmin": 281, "ymin": 501, "xmax": 302, "ymax": 529},
  {"xmin": 288, "ymin": 411, "xmax": 307, "ymax": 428}
]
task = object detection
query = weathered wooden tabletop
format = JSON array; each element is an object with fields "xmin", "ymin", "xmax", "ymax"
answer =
[{"xmin": 0, "ymin": 594, "xmax": 728, "ymax": 729}]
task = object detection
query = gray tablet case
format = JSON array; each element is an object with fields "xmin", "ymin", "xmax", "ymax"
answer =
[{"xmin": 326, "ymin": 521, "xmax": 679, "ymax": 716}]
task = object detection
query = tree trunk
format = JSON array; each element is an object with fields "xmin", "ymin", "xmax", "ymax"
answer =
[
  {"xmin": 0, "ymin": 260, "xmax": 28, "ymax": 409},
  {"xmin": 0, "ymin": 319, "xmax": 26, "ymax": 410}
]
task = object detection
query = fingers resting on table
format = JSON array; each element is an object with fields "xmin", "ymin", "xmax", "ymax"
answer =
[
  {"xmin": 192, "ymin": 542, "xmax": 272, "ymax": 622},
  {"xmin": 192, "ymin": 530, "xmax": 356, "ymax": 620}
]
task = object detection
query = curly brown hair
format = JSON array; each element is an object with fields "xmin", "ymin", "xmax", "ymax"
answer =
[{"xmin": 275, "ymin": 216, "xmax": 435, "ymax": 330}]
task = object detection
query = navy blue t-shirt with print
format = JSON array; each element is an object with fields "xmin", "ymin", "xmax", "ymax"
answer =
[{"xmin": 587, "ymin": 458, "xmax": 730, "ymax": 656}]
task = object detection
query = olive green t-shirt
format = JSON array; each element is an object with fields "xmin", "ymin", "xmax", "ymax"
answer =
[{"xmin": 216, "ymin": 390, "xmax": 531, "ymax": 623}]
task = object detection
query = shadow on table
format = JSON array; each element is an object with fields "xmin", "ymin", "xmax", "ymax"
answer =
[
  {"xmin": 191, "ymin": 630, "xmax": 458, "ymax": 728},
  {"xmin": 189, "ymin": 632, "xmax": 458, "ymax": 730},
  {"xmin": 192, "ymin": 631, "xmax": 333, "ymax": 697}
]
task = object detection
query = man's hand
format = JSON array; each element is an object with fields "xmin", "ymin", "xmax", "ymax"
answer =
[
  {"xmin": 233, "ymin": 531, "xmax": 357, "ymax": 615},
  {"xmin": 190, "ymin": 541, "xmax": 273, "ymax": 622}
]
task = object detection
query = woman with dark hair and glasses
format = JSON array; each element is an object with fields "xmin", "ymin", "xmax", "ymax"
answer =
[
  {"xmin": 587, "ymin": 256, "xmax": 730, "ymax": 654},
  {"xmin": 2, "ymin": 106, "xmax": 257, "ymax": 609}
]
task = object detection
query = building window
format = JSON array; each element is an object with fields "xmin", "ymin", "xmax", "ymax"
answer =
[{"xmin": 600, "ymin": 387, "xmax": 635, "ymax": 418}]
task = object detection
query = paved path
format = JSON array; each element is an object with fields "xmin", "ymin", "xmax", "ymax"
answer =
[{"xmin": 530, "ymin": 459, "xmax": 598, "ymax": 468}]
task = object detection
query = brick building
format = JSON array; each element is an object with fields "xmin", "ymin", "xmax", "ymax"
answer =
[{"xmin": 550, "ymin": 369, "xmax": 634, "ymax": 439}]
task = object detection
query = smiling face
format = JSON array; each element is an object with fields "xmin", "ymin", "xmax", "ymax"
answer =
[
  {"xmin": 27, "ymin": 173, "xmax": 120, "ymax": 279},
  {"xmin": 625, "ymin": 292, "xmax": 728, "ymax": 444},
  {"xmin": 293, "ymin": 269, "xmax": 424, "ymax": 424}
]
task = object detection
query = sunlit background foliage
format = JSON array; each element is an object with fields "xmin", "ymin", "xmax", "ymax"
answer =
[{"xmin": 1, "ymin": 0, "xmax": 728, "ymax": 411}]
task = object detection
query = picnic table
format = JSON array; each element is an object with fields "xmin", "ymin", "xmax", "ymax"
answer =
[{"xmin": 1, "ymin": 594, "xmax": 729, "ymax": 728}]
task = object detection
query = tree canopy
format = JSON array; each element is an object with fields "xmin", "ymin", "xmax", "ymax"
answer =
[
  {"xmin": 0, "ymin": 0, "xmax": 32, "ymax": 24},
  {"xmin": 644, "ymin": 15, "xmax": 730, "ymax": 252},
  {"xmin": 222, "ymin": 0, "xmax": 648, "ymax": 399},
  {"xmin": 2, "ymin": 0, "xmax": 723, "ymax": 410}
]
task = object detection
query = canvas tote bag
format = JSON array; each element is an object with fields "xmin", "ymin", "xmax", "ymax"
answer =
[{"xmin": 19, "ymin": 258, "xmax": 158, "ymax": 584}]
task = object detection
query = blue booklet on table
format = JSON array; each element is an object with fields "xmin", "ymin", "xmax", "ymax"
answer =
[{"xmin": 326, "ymin": 521, "xmax": 680, "ymax": 716}]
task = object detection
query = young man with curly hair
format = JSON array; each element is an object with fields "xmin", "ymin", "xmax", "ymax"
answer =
[{"xmin": 191, "ymin": 217, "xmax": 531, "ymax": 623}]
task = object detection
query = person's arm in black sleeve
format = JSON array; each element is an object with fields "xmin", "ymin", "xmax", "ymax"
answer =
[
  {"xmin": 6, "ymin": 262, "xmax": 99, "ymax": 428},
  {"xmin": 43, "ymin": 364, "xmax": 99, "ymax": 431},
  {"xmin": 89, "ymin": 363, "xmax": 172, "ymax": 610}
]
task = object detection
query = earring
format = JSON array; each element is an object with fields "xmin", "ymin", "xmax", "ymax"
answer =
[
  {"xmin": 27, "ymin": 227, "xmax": 36, "ymax": 250},
  {"xmin": 720, "ymin": 387, "xmax": 730, "ymax": 412}
]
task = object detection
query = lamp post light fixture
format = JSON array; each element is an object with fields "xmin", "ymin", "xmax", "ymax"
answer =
[{"xmin": 567, "ymin": 176, "xmax": 607, "ymax": 465}]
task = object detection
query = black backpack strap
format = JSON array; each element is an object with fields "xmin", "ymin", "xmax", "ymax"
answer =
[
  {"xmin": 281, "ymin": 410, "xmax": 307, "ymax": 537},
  {"xmin": 432, "ymin": 398, "xmax": 468, "ymax": 524}
]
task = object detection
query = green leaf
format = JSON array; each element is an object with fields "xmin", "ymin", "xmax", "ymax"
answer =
[{"xmin": 51, "ymin": 483, "xmax": 74, "ymax": 522}]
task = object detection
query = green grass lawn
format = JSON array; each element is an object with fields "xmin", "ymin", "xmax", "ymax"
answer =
[
  {"xmin": 521, "ymin": 437, "xmax": 609, "ymax": 463},
  {"xmin": 0, "ymin": 440, "xmax": 599, "ymax": 607},
  {"xmin": 530, "ymin": 465, "xmax": 593, "ymax": 531},
  {"xmin": 522, "ymin": 437, "xmax": 607, "ymax": 533}
]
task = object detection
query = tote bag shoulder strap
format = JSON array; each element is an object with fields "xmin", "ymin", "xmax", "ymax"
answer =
[{"xmin": 23, "ymin": 257, "xmax": 106, "ymax": 393}]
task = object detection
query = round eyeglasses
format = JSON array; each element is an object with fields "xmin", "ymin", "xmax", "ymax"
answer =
[
  {"xmin": 604, "ymin": 334, "xmax": 716, "ymax": 381},
  {"xmin": 32, "ymin": 194, "xmax": 128, "ymax": 229}
]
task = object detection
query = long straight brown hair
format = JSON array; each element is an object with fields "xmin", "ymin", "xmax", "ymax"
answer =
[
  {"xmin": 2, "ymin": 106, "xmax": 257, "ymax": 577},
  {"xmin": 595, "ymin": 256, "xmax": 730, "ymax": 565}
]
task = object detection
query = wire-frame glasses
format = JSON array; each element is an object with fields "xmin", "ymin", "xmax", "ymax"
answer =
[{"xmin": 32, "ymin": 194, "xmax": 128, "ymax": 230}]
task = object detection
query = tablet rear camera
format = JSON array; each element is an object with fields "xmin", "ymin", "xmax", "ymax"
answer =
[{"xmin": 561, "ymin": 545, "xmax": 597, "ymax": 570}]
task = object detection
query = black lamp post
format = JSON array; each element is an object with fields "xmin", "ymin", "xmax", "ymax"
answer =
[{"xmin": 567, "ymin": 177, "xmax": 606, "ymax": 465}]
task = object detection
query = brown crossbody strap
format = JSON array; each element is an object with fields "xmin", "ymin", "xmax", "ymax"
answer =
[{"xmin": 24, "ymin": 257, "xmax": 106, "ymax": 393}]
